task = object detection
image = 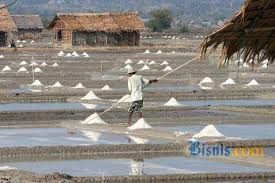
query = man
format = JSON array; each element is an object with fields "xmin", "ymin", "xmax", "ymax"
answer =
[{"xmin": 127, "ymin": 68, "xmax": 158, "ymax": 126}]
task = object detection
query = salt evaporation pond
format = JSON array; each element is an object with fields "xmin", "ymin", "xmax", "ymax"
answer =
[
  {"xmin": 180, "ymin": 99, "xmax": 275, "ymax": 107},
  {"xmin": 2, "ymin": 157, "xmax": 269, "ymax": 176},
  {"xmin": 0, "ymin": 103, "xmax": 109, "ymax": 112},
  {"xmin": 0, "ymin": 128, "xmax": 168, "ymax": 147},
  {"xmin": 159, "ymin": 124, "xmax": 275, "ymax": 139}
]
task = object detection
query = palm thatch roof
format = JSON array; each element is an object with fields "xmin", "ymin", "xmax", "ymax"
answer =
[
  {"xmin": 201, "ymin": 0, "xmax": 275, "ymax": 66},
  {"xmin": 0, "ymin": 4, "xmax": 17, "ymax": 32},
  {"xmin": 12, "ymin": 15, "xmax": 44, "ymax": 29},
  {"xmin": 47, "ymin": 12, "xmax": 144, "ymax": 33}
]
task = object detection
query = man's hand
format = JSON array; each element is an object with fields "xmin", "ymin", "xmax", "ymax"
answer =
[{"xmin": 149, "ymin": 79, "xmax": 159, "ymax": 83}]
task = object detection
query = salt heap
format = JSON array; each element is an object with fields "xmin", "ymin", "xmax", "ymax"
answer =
[
  {"xmin": 40, "ymin": 62, "xmax": 48, "ymax": 67},
  {"xmin": 19, "ymin": 61, "xmax": 27, "ymax": 66},
  {"xmin": 118, "ymin": 94, "xmax": 131, "ymax": 103},
  {"xmin": 72, "ymin": 51, "xmax": 79, "ymax": 57},
  {"xmin": 128, "ymin": 135, "xmax": 149, "ymax": 144},
  {"xmin": 31, "ymin": 80, "xmax": 43, "ymax": 86},
  {"xmin": 144, "ymin": 50, "xmax": 150, "ymax": 54},
  {"xmin": 101, "ymin": 85, "xmax": 112, "ymax": 91},
  {"xmin": 16, "ymin": 40, "xmax": 21, "ymax": 43},
  {"xmin": 193, "ymin": 125, "xmax": 224, "ymax": 138},
  {"xmin": 246, "ymin": 79, "xmax": 260, "ymax": 86},
  {"xmin": 161, "ymin": 61, "xmax": 169, "ymax": 66},
  {"xmin": 52, "ymin": 63, "xmax": 59, "ymax": 67},
  {"xmin": 156, "ymin": 50, "xmax": 162, "ymax": 54},
  {"xmin": 30, "ymin": 40, "xmax": 35, "ymax": 43},
  {"xmin": 0, "ymin": 55, "xmax": 4, "ymax": 58},
  {"xmin": 19, "ymin": 44, "xmax": 23, "ymax": 48},
  {"xmin": 221, "ymin": 78, "xmax": 236, "ymax": 85},
  {"xmin": 262, "ymin": 59, "xmax": 269, "ymax": 64},
  {"xmin": 73, "ymin": 83, "xmax": 85, "ymax": 89},
  {"xmin": 33, "ymin": 68, "xmax": 42, "ymax": 73},
  {"xmin": 0, "ymin": 166, "xmax": 17, "ymax": 171},
  {"xmin": 81, "ymin": 90, "xmax": 100, "ymax": 100},
  {"xmin": 17, "ymin": 67, "xmax": 28, "ymax": 73},
  {"xmin": 149, "ymin": 61, "xmax": 156, "ymax": 65},
  {"xmin": 81, "ymin": 113, "xmax": 107, "ymax": 124},
  {"xmin": 140, "ymin": 64, "xmax": 150, "ymax": 70},
  {"xmin": 171, "ymin": 51, "xmax": 176, "ymax": 54},
  {"xmin": 242, "ymin": 63, "xmax": 250, "ymax": 68},
  {"xmin": 30, "ymin": 61, "xmax": 39, "ymax": 67},
  {"xmin": 52, "ymin": 81, "xmax": 63, "ymax": 88},
  {"xmin": 22, "ymin": 40, "xmax": 27, "ymax": 43},
  {"xmin": 261, "ymin": 64, "xmax": 268, "ymax": 69},
  {"xmin": 128, "ymin": 118, "xmax": 152, "ymax": 130},
  {"xmin": 1, "ymin": 66, "xmax": 12, "ymax": 72},
  {"xmin": 123, "ymin": 64, "xmax": 133, "ymax": 70},
  {"xmin": 137, "ymin": 60, "xmax": 145, "ymax": 65},
  {"xmin": 199, "ymin": 77, "xmax": 214, "ymax": 84},
  {"xmin": 58, "ymin": 51, "xmax": 65, "ymax": 56},
  {"xmin": 164, "ymin": 97, "xmax": 182, "ymax": 106},
  {"xmin": 81, "ymin": 130, "xmax": 102, "ymax": 141},
  {"xmin": 125, "ymin": 59, "xmax": 133, "ymax": 64},
  {"xmin": 82, "ymin": 52, "xmax": 90, "ymax": 57},
  {"xmin": 66, "ymin": 53, "xmax": 72, "ymax": 57},
  {"xmin": 163, "ymin": 66, "xmax": 173, "ymax": 71}
]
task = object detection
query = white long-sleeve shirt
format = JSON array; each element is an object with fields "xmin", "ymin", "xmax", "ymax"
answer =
[{"xmin": 128, "ymin": 74, "xmax": 149, "ymax": 102}]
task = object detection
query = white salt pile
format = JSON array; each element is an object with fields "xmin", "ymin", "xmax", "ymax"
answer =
[
  {"xmin": 123, "ymin": 64, "xmax": 133, "ymax": 70},
  {"xmin": 163, "ymin": 66, "xmax": 173, "ymax": 71},
  {"xmin": 0, "ymin": 55, "xmax": 4, "ymax": 58},
  {"xmin": 261, "ymin": 64, "xmax": 268, "ymax": 69},
  {"xmin": 81, "ymin": 113, "xmax": 107, "ymax": 125},
  {"xmin": 199, "ymin": 77, "xmax": 214, "ymax": 84},
  {"xmin": 82, "ymin": 52, "xmax": 90, "ymax": 57},
  {"xmin": 149, "ymin": 61, "xmax": 156, "ymax": 65},
  {"xmin": 262, "ymin": 59, "xmax": 269, "ymax": 64},
  {"xmin": 19, "ymin": 44, "xmax": 24, "ymax": 48},
  {"xmin": 128, "ymin": 135, "xmax": 149, "ymax": 144},
  {"xmin": 171, "ymin": 51, "xmax": 176, "ymax": 54},
  {"xmin": 118, "ymin": 94, "xmax": 131, "ymax": 103},
  {"xmin": 51, "ymin": 81, "xmax": 63, "ymax": 88},
  {"xmin": 140, "ymin": 64, "xmax": 150, "ymax": 70},
  {"xmin": 19, "ymin": 61, "xmax": 28, "ymax": 66},
  {"xmin": 81, "ymin": 130, "xmax": 102, "ymax": 141},
  {"xmin": 161, "ymin": 61, "xmax": 169, "ymax": 66},
  {"xmin": 72, "ymin": 51, "xmax": 79, "ymax": 57},
  {"xmin": 33, "ymin": 68, "xmax": 42, "ymax": 73},
  {"xmin": 221, "ymin": 78, "xmax": 236, "ymax": 85},
  {"xmin": 17, "ymin": 67, "xmax": 28, "ymax": 73},
  {"xmin": 128, "ymin": 118, "xmax": 152, "ymax": 130},
  {"xmin": 0, "ymin": 166, "xmax": 17, "ymax": 171},
  {"xmin": 16, "ymin": 40, "xmax": 21, "ymax": 43},
  {"xmin": 137, "ymin": 60, "xmax": 145, "ymax": 65},
  {"xmin": 31, "ymin": 80, "xmax": 43, "ymax": 86},
  {"xmin": 125, "ymin": 59, "xmax": 133, "ymax": 64},
  {"xmin": 40, "ymin": 62, "xmax": 48, "ymax": 67},
  {"xmin": 164, "ymin": 97, "xmax": 182, "ymax": 106},
  {"xmin": 242, "ymin": 63, "xmax": 250, "ymax": 68},
  {"xmin": 246, "ymin": 79, "xmax": 260, "ymax": 86},
  {"xmin": 1, "ymin": 66, "xmax": 12, "ymax": 72},
  {"xmin": 81, "ymin": 90, "xmax": 100, "ymax": 100},
  {"xmin": 101, "ymin": 85, "xmax": 112, "ymax": 91},
  {"xmin": 30, "ymin": 61, "xmax": 39, "ymax": 67},
  {"xmin": 73, "ymin": 83, "xmax": 85, "ymax": 89},
  {"xmin": 30, "ymin": 40, "xmax": 35, "ymax": 43},
  {"xmin": 58, "ymin": 51, "xmax": 64, "ymax": 56},
  {"xmin": 22, "ymin": 40, "xmax": 27, "ymax": 43},
  {"xmin": 66, "ymin": 53, "xmax": 72, "ymax": 57},
  {"xmin": 144, "ymin": 50, "xmax": 150, "ymax": 54},
  {"xmin": 156, "ymin": 50, "xmax": 162, "ymax": 54},
  {"xmin": 52, "ymin": 63, "xmax": 59, "ymax": 67},
  {"xmin": 193, "ymin": 125, "xmax": 224, "ymax": 138}
]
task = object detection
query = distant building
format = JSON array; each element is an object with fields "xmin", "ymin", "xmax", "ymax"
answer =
[
  {"xmin": 12, "ymin": 15, "xmax": 44, "ymax": 40},
  {"xmin": 0, "ymin": 5, "xmax": 17, "ymax": 47},
  {"xmin": 47, "ymin": 12, "xmax": 144, "ymax": 48}
]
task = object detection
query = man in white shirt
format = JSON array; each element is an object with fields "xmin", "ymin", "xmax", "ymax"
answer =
[{"xmin": 127, "ymin": 68, "xmax": 158, "ymax": 126}]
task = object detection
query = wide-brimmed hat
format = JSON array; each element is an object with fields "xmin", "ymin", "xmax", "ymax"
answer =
[{"xmin": 128, "ymin": 68, "xmax": 136, "ymax": 74}]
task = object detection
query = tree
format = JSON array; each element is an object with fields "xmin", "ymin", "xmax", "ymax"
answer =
[{"xmin": 147, "ymin": 9, "xmax": 173, "ymax": 32}]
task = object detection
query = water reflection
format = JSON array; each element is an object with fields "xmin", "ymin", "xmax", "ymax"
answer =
[{"xmin": 130, "ymin": 159, "xmax": 144, "ymax": 176}]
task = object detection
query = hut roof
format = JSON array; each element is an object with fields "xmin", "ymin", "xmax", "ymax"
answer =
[
  {"xmin": 201, "ymin": 0, "xmax": 275, "ymax": 66},
  {"xmin": 0, "ymin": 5, "xmax": 17, "ymax": 32},
  {"xmin": 47, "ymin": 12, "xmax": 145, "ymax": 32},
  {"xmin": 12, "ymin": 15, "xmax": 44, "ymax": 29}
]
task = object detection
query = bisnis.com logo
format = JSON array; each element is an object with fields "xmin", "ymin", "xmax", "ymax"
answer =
[{"xmin": 188, "ymin": 141, "xmax": 264, "ymax": 157}]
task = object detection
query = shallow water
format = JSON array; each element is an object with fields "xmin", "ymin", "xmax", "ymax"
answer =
[
  {"xmin": 0, "ymin": 128, "xmax": 167, "ymax": 147},
  {"xmin": 2, "ymin": 157, "xmax": 269, "ymax": 176}
]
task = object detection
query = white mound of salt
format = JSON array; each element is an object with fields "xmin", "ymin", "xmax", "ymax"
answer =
[
  {"xmin": 140, "ymin": 64, "xmax": 150, "ymax": 70},
  {"xmin": 17, "ymin": 67, "xmax": 28, "ymax": 73},
  {"xmin": 246, "ymin": 79, "xmax": 260, "ymax": 86},
  {"xmin": 164, "ymin": 97, "xmax": 182, "ymax": 107},
  {"xmin": 81, "ymin": 130, "xmax": 102, "ymax": 141},
  {"xmin": 31, "ymin": 80, "xmax": 43, "ymax": 86},
  {"xmin": 40, "ymin": 62, "xmax": 48, "ymax": 67},
  {"xmin": 0, "ymin": 166, "xmax": 17, "ymax": 171},
  {"xmin": 33, "ymin": 68, "xmax": 42, "ymax": 73},
  {"xmin": 149, "ymin": 61, "xmax": 156, "ymax": 65},
  {"xmin": 128, "ymin": 135, "xmax": 149, "ymax": 144},
  {"xmin": 30, "ymin": 61, "xmax": 39, "ymax": 67},
  {"xmin": 199, "ymin": 77, "xmax": 214, "ymax": 84},
  {"xmin": 52, "ymin": 63, "xmax": 59, "ymax": 67},
  {"xmin": 52, "ymin": 81, "xmax": 63, "ymax": 88},
  {"xmin": 19, "ymin": 44, "xmax": 24, "ymax": 48},
  {"xmin": 118, "ymin": 94, "xmax": 131, "ymax": 103},
  {"xmin": 161, "ymin": 61, "xmax": 169, "ymax": 66},
  {"xmin": 163, "ymin": 66, "xmax": 173, "ymax": 71},
  {"xmin": 156, "ymin": 50, "xmax": 162, "ymax": 54},
  {"xmin": 137, "ymin": 60, "xmax": 145, "ymax": 65},
  {"xmin": 261, "ymin": 64, "xmax": 268, "ymax": 69},
  {"xmin": 221, "ymin": 78, "xmax": 236, "ymax": 85},
  {"xmin": 19, "ymin": 61, "xmax": 27, "ymax": 66},
  {"xmin": 125, "ymin": 59, "xmax": 133, "ymax": 64},
  {"xmin": 193, "ymin": 125, "xmax": 224, "ymax": 138},
  {"xmin": 16, "ymin": 40, "xmax": 21, "ymax": 43},
  {"xmin": 66, "ymin": 53, "xmax": 72, "ymax": 57},
  {"xmin": 22, "ymin": 40, "xmax": 27, "ymax": 43},
  {"xmin": 1, "ymin": 66, "xmax": 12, "ymax": 72},
  {"xmin": 101, "ymin": 85, "xmax": 112, "ymax": 91},
  {"xmin": 262, "ymin": 59, "xmax": 269, "ymax": 64},
  {"xmin": 30, "ymin": 40, "xmax": 35, "ymax": 43},
  {"xmin": 144, "ymin": 50, "xmax": 150, "ymax": 54},
  {"xmin": 123, "ymin": 64, "xmax": 132, "ymax": 70},
  {"xmin": 72, "ymin": 51, "xmax": 79, "ymax": 57},
  {"xmin": 128, "ymin": 118, "xmax": 152, "ymax": 130},
  {"xmin": 242, "ymin": 63, "xmax": 250, "ymax": 68},
  {"xmin": 81, "ymin": 91, "xmax": 100, "ymax": 100},
  {"xmin": 171, "ymin": 51, "xmax": 176, "ymax": 54},
  {"xmin": 0, "ymin": 55, "xmax": 4, "ymax": 58},
  {"xmin": 58, "ymin": 51, "xmax": 64, "ymax": 56},
  {"xmin": 73, "ymin": 83, "xmax": 85, "ymax": 89},
  {"xmin": 81, "ymin": 113, "xmax": 107, "ymax": 125}
]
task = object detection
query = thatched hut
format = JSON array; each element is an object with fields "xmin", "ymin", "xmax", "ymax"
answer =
[
  {"xmin": 0, "ymin": 5, "xmax": 17, "ymax": 47},
  {"xmin": 47, "ymin": 12, "xmax": 144, "ymax": 48},
  {"xmin": 12, "ymin": 15, "xmax": 44, "ymax": 40},
  {"xmin": 201, "ymin": 0, "xmax": 275, "ymax": 66}
]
